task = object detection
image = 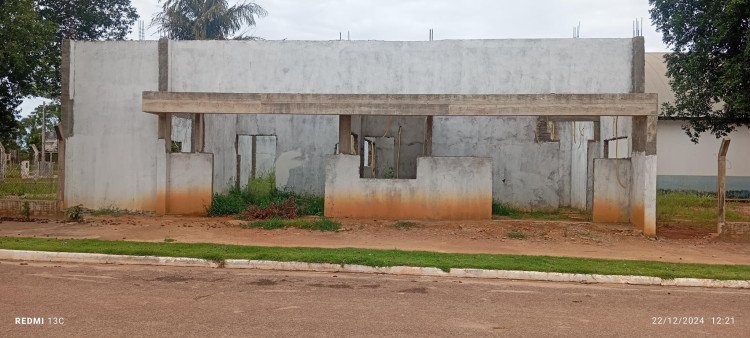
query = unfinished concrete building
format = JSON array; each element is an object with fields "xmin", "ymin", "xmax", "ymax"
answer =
[{"xmin": 59, "ymin": 37, "xmax": 657, "ymax": 235}]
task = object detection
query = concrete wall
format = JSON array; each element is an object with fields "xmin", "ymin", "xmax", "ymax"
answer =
[
  {"xmin": 65, "ymin": 38, "xmax": 637, "ymax": 212},
  {"xmin": 592, "ymin": 158, "xmax": 631, "ymax": 222},
  {"xmin": 325, "ymin": 155, "xmax": 492, "ymax": 219},
  {"xmin": 64, "ymin": 41, "xmax": 160, "ymax": 210},
  {"xmin": 168, "ymin": 39, "xmax": 634, "ymax": 206},
  {"xmin": 167, "ymin": 153, "xmax": 213, "ymax": 214},
  {"xmin": 657, "ymin": 120, "xmax": 750, "ymax": 192}
]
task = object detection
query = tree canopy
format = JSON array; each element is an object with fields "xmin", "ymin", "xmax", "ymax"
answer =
[
  {"xmin": 650, "ymin": 0, "xmax": 750, "ymax": 141},
  {"xmin": 0, "ymin": 0, "xmax": 138, "ymax": 150},
  {"xmin": 153, "ymin": 0, "xmax": 267, "ymax": 40}
]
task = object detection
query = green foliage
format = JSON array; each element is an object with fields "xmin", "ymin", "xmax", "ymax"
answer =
[
  {"xmin": 649, "ymin": 0, "xmax": 750, "ymax": 141},
  {"xmin": 207, "ymin": 174, "xmax": 324, "ymax": 217},
  {"xmin": 17, "ymin": 102, "xmax": 60, "ymax": 151},
  {"xmin": 35, "ymin": 0, "xmax": 139, "ymax": 97},
  {"xmin": 0, "ymin": 0, "xmax": 56, "ymax": 145},
  {"xmin": 66, "ymin": 205, "xmax": 84, "ymax": 222},
  {"xmin": 247, "ymin": 172, "xmax": 275, "ymax": 200},
  {"xmin": 4, "ymin": 236, "xmax": 750, "ymax": 280},
  {"xmin": 2, "ymin": 0, "xmax": 138, "ymax": 148},
  {"xmin": 153, "ymin": 0, "xmax": 267, "ymax": 40},
  {"xmin": 492, "ymin": 202, "xmax": 521, "ymax": 217},
  {"xmin": 507, "ymin": 230, "xmax": 527, "ymax": 240},
  {"xmin": 244, "ymin": 217, "xmax": 341, "ymax": 232},
  {"xmin": 21, "ymin": 202, "xmax": 31, "ymax": 220}
]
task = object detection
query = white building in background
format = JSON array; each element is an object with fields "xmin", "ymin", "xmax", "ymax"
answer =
[{"xmin": 646, "ymin": 53, "xmax": 750, "ymax": 194}]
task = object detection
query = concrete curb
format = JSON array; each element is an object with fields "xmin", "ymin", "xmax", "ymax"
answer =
[{"xmin": 1, "ymin": 249, "xmax": 748, "ymax": 289}]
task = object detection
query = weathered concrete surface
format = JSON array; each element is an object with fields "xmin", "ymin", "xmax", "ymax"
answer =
[
  {"xmin": 167, "ymin": 38, "xmax": 636, "ymax": 202},
  {"xmin": 167, "ymin": 153, "xmax": 213, "ymax": 215},
  {"xmin": 592, "ymin": 158, "xmax": 631, "ymax": 223},
  {"xmin": 433, "ymin": 116, "xmax": 562, "ymax": 209},
  {"xmin": 142, "ymin": 92, "xmax": 657, "ymax": 116},
  {"xmin": 67, "ymin": 38, "xmax": 640, "ymax": 211},
  {"xmin": 64, "ymin": 41, "xmax": 160, "ymax": 211},
  {"xmin": 325, "ymin": 155, "xmax": 492, "ymax": 219},
  {"xmin": 630, "ymin": 153, "xmax": 657, "ymax": 235}
]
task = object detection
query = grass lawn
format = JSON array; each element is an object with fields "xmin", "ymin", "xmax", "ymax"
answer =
[
  {"xmin": 1, "ymin": 236, "xmax": 748, "ymax": 280},
  {"xmin": 0, "ymin": 177, "xmax": 57, "ymax": 200},
  {"xmin": 657, "ymin": 191, "xmax": 750, "ymax": 227}
]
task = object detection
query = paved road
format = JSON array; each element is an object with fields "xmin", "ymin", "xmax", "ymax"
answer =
[{"xmin": 1, "ymin": 261, "xmax": 747, "ymax": 337}]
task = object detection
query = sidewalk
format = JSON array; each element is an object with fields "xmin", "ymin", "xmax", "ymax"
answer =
[{"xmin": 1, "ymin": 215, "xmax": 748, "ymax": 265}]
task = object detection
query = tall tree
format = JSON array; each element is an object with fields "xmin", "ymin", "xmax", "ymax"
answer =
[
  {"xmin": 153, "ymin": 0, "xmax": 267, "ymax": 40},
  {"xmin": 650, "ymin": 0, "xmax": 750, "ymax": 141},
  {"xmin": 1, "ymin": 0, "xmax": 139, "ymax": 149},
  {"xmin": 18, "ymin": 102, "xmax": 61, "ymax": 152},
  {"xmin": 0, "ymin": 0, "xmax": 55, "ymax": 148},
  {"xmin": 36, "ymin": 0, "xmax": 140, "ymax": 97}
]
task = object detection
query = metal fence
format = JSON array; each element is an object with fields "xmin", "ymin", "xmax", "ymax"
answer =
[{"xmin": 0, "ymin": 147, "xmax": 59, "ymax": 201}]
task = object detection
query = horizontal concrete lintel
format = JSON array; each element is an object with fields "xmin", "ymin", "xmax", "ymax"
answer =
[{"xmin": 142, "ymin": 92, "xmax": 658, "ymax": 116}]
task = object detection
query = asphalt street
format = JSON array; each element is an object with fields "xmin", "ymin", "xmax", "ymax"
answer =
[{"xmin": 1, "ymin": 261, "xmax": 747, "ymax": 337}]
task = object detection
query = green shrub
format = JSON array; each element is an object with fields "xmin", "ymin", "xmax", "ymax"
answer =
[
  {"xmin": 21, "ymin": 201, "xmax": 31, "ymax": 220},
  {"xmin": 67, "ymin": 205, "xmax": 84, "ymax": 222},
  {"xmin": 207, "ymin": 173, "xmax": 325, "ymax": 217}
]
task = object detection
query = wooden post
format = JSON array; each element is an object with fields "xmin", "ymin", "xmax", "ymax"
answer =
[
  {"xmin": 339, "ymin": 115, "xmax": 352, "ymax": 154},
  {"xmin": 717, "ymin": 138, "xmax": 731, "ymax": 234}
]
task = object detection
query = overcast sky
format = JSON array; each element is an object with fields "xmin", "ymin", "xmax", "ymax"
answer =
[{"xmin": 20, "ymin": 0, "xmax": 670, "ymax": 115}]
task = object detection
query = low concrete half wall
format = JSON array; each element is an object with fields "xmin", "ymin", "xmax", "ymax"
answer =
[
  {"xmin": 325, "ymin": 155, "xmax": 492, "ymax": 219},
  {"xmin": 168, "ymin": 153, "xmax": 213, "ymax": 215},
  {"xmin": 592, "ymin": 158, "xmax": 631, "ymax": 222}
]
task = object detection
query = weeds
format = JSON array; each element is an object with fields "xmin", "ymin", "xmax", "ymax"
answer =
[
  {"xmin": 66, "ymin": 205, "xmax": 84, "ymax": 222},
  {"xmin": 492, "ymin": 201, "xmax": 573, "ymax": 220},
  {"xmin": 393, "ymin": 221, "xmax": 418, "ymax": 230},
  {"xmin": 164, "ymin": 238, "xmax": 175, "ymax": 243},
  {"xmin": 208, "ymin": 174, "xmax": 324, "ymax": 217},
  {"xmin": 507, "ymin": 230, "xmax": 527, "ymax": 240},
  {"xmin": 21, "ymin": 201, "xmax": 31, "ymax": 220},
  {"xmin": 244, "ymin": 217, "xmax": 341, "ymax": 232}
]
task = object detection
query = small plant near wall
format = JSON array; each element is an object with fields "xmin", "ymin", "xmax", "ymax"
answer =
[
  {"xmin": 21, "ymin": 202, "xmax": 31, "ymax": 220},
  {"xmin": 66, "ymin": 205, "xmax": 84, "ymax": 222}
]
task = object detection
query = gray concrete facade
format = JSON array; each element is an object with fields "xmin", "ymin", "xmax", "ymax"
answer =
[{"xmin": 63, "ymin": 38, "xmax": 643, "ymax": 212}]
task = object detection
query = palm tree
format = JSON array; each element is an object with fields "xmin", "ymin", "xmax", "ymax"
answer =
[{"xmin": 153, "ymin": 0, "xmax": 267, "ymax": 40}]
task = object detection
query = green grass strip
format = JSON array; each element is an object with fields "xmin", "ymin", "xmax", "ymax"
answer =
[
  {"xmin": 0, "ymin": 236, "xmax": 748, "ymax": 280},
  {"xmin": 244, "ymin": 217, "xmax": 340, "ymax": 231}
]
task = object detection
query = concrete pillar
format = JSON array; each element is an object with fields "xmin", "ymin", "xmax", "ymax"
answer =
[
  {"xmin": 192, "ymin": 113, "xmax": 204, "ymax": 152},
  {"xmin": 339, "ymin": 115, "xmax": 352, "ymax": 154},
  {"xmin": 424, "ymin": 116, "xmax": 433, "ymax": 156},
  {"xmin": 630, "ymin": 115, "xmax": 657, "ymax": 236},
  {"xmin": 156, "ymin": 38, "xmax": 171, "ymax": 214}
]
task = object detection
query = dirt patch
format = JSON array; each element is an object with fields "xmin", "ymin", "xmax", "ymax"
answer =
[
  {"xmin": 248, "ymin": 278, "xmax": 278, "ymax": 286},
  {"xmin": 657, "ymin": 223, "xmax": 715, "ymax": 240}
]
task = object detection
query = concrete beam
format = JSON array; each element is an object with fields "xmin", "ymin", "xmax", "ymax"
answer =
[{"xmin": 142, "ymin": 92, "xmax": 658, "ymax": 117}]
